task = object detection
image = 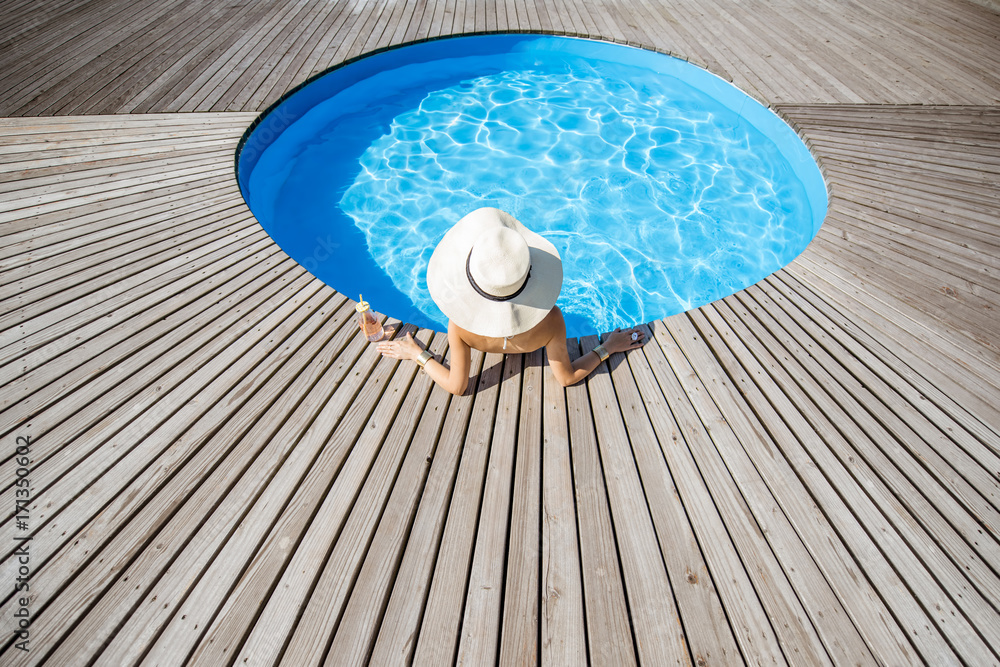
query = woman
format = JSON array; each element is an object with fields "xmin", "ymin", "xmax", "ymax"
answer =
[{"xmin": 376, "ymin": 207, "xmax": 646, "ymax": 395}]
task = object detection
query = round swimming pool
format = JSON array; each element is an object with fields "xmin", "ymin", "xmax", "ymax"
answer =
[{"xmin": 237, "ymin": 34, "xmax": 827, "ymax": 338}]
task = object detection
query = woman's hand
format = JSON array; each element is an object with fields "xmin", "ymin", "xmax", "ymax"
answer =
[
  {"xmin": 603, "ymin": 327, "xmax": 647, "ymax": 354},
  {"xmin": 376, "ymin": 331, "xmax": 424, "ymax": 361}
]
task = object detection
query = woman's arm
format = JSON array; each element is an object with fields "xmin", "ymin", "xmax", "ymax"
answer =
[
  {"xmin": 376, "ymin": 324, "xmax": 471, "ymax": 395},
  {"xmin": 544, "ymin": 307, "xmax": 646, "ymax": 387}
]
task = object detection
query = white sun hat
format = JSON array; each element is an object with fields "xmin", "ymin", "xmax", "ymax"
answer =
[{"xmin": 427, "ymin": 207, "xmax": 562, "ymax": 338}]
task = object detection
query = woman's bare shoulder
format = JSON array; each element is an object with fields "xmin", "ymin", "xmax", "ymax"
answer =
[
  {"xmin": 540, "ymin": 305, "xmax": 566, "ymax": 334},
  {"xmin": 528, "ymin": 306, "xmax": 565, "ymax": 348},
  {"xmin": 448, "ymin": 320, "xmax": 474, "ymax": 346}
]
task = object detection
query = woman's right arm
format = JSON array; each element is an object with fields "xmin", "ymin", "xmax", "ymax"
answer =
[
  {"xmin": 376, "ymin": 323, "xmax": 471, "ymax": 396},
  {"xmin": 425, "ymin": 323, "xmax": 471, "ymax": 395}
]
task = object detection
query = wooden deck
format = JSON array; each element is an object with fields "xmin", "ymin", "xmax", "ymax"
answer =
[{"xmin": 1, "ymin": 1, "xmax": 999, "ymax": 665}]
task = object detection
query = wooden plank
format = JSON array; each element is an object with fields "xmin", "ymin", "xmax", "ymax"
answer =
[
  {"xmin": 281, "ymin": 0, "xmax": 367, "ymax": 95},
  {"xmin": 455, "ymin": 0, "xmax": 472, "ymax": 34},
  {"xmin": 640, "ymin": 320, "xmax": 804, "ymax": 665},
  {"xmin": 563, "ymin": 338, "xmax": 636, "ymax": 666},
  {"xmin": 0, "ymin": 219, "xmax": 264, "ymax": 357},
  {"xmin": 728, "ymin": 286, "xmax": 1000, "ymax": 618},
  {"xmin": 730, "ymin": 1, "xmax": 869, "ymax": 103},
  {"xmin": 630, "ymin": 0, "xmax": 724, "ymax": 72},
  {"xmin": 499, "ymin": 347, "xmax": 543, "ymax": 666},
  {"xmin": 646, "ymin": 0, "xmax": 771, "ymax": 101},
  {"xmin": 0, "ymin": 181, "xmax": 237, "ymax": 264},
  {"xmin": 822, "ymin": 187, "xmax": 1000, "ymax": 256},
  {"xmin": 807, "ymin": 139, "xmax": 1000, "ymax": 180},
  {"xmin": 670, "ymin": 309, "xmax": 991, "ymax": 665},
  {"xmin": 822, "ymin": 196, "xmax": 1000, "ymax": 264},
  {"xmin": 738, "ymin": 282, "xmax": 1000, "ymax": 546},
  {"xmin": 127, "ymin": 2, "xmax": 276, "ymax": 113},
  {"xmin": 330, "ymin": 0, "xmax": 392, "ymax": 66},
  {"xmin": 827, "ymin": 172, "xmax": 999, "ymax": 231},
  {"xmin": 183, "ymin": 321, "xmax": 416, "ymax": 666},
  {"xmin": 189, "ymin": 1, "xmax": 309, "ymax": 113},
  {"xmin": 0, "ymin": 281, "xmax": 337, "ymax": 662},
  {"xmin": 0, "ymin": 111, "xmax": 257, "ymax": 131},
  {"xmin": 237, "ymin": 329, "xmax": 446, "ymax": 667},
  {"xmin": 766, "ymin": 271, "xmax": 1000, "ymax": 446},
  {"xmin": 0, "ymin": 149, "xmax": 234, "ymax": 209},
  {"xmin": 0, "ymin": 218, "xmax": 264, "ymax": 374},
  {"xmin": 0, "ymin": 163, "xmax": 237, "ymax": 225},
  {"xmin": 810, "ymin": 135, "xmax": 1000, "ymax": 172},
  {"xmin": 436, "ymin": 0, "xmax": 459, "ymax": 38},
  {"xmin": 500, "ymin": 0, "xmax": 520, "ymax": 32},
  {"xmin": 310, "ymin": 337, "xmax": 456, "ymax": 666},
  {"xmin": 0, "ymin": 198, "xmax": 251, "ymax": 317},
  {"xmin": 699, "ymin": 299, "xmax": 941, "ymax": 665},
  {"xmin": 737, "ymin": 282, "xmax": 1000, "ymax": 652},
  {"xmin": 528, "ymin": 0, "xmax": 555, "ymax": 33},
  {"xmin": 35, "ymin": 1, "xmax": 197, "ymax": 114},
  {"xmin": 366, "ymin": 348, "xmax": 487, "ymax": 665},
  {"xmin": 0, "ymin": 142, "xmax": 242, "ymax": 185},
  {"xmin": 512, "ymin": 0, "xmax": 536, "ymax": 33},
  {"xmin": 79, "ymin": 296, "xmax": 356, "ymax": 665},
  {"xmin": 408, "ymin": 351, "xmax": 504, "ymax": 666},
  {"xmin": 821, "ymin": 208, "xmax": 1000, "ymax": 292},
  {"xmin": 250, "ymin": 1, "xmax": 354, "ymax": 109},
  {"xmin": 455, "ymin": 352, "xmax": 524, "ymax": 666},
  {"xmin": 776, "ymin": 258, "xmax": 1000, "ymax": 504},
  {"xmin": 402, "ymin": 0, "xmax": 437, "ymax": 42},
  {"xmin": 850, "ymin": 0, "xmax": 1000, "ymax": 100},
  {"xmin": 0, "ymin": 122, "xmax": 250, "ymax": 152},
  {"xmin": 133, "ymin": 311, "xmax": 396, "ymax": 665},
  {"xmin": 0, "ymin": 228, "xmax": 270, "ymax": 389},
  {"xmin": 85, "ymin": 4, "xmax": 258, "ymax": 114},
  {"xmin": 656, "ymin": 317, "xmax": 834, "ymax": 665},
  {"xmin": 0, "ymin": 171, "xmax": 235, "ymax": 240},
  {"xmin": 0, "ymin": 165, "xmax": 235, "ymax": 227},
  {"xmin": 810, "ymin": 223, "xmax": 1000, "ymax": 343},
  {"xmin": 609, "ymin": 326, "xmax": 743, "ymax": 665},
  {"xmin": 538, "ymin": 344, "xmax": 586, "ymax": 666},
  {"xmin": 220, "ymin": 0, "xmax": 333, "ymax": 111},
  {"xmin": 0, "ymin": 269, "xmax": 323, "ymax": 578},
  {"xmin": 0, "ymin": 0, "xmax": 146, "ymax": 75},
  {"xmin": 0, "ymin": 247, "xmax": 292, "ymax": 505},
  {"xmin": 790, "ymin": 250, "xmax": 1000, "ymax": 400},
  {"xmin": 4, "ymin": 0, "xmax": 1000, "ymax": 116},
  {"xmin": 0, "ymin": 192, "xmax": 244, "ymax": 284},
  {"xmin": 378, "ymin": 0, "xmax": 421, "ymax": 49},
  {"xmin": 12, "ymin": 290, "xmax": 347, "ymax": 666},
  {"xmin": 581, "ymin": 333, "xmax": 689, "ymax": 666},
  {"xmin": 0, "ymin": 1, "xmax": 170, "ymax": 115},
  {"xmin": 161, "ymin": 2, "xmax": 297, "ymax": 113},
  {"xmin": 686, "ymin": 2, "xmax": 822, "ymax": 104},
  {"xmin": 0, "ymin": 149, "xmax": 234, "ymax": 198},
  {"xmin": 2, "ymin": 2, "xmax": 1000, "ymax": 665},
  {"xmin": 0, "ymin": 0, "xmax": 79, "ymax": 54},
  {"xmin": 56, "ymin": 2, "xmax": 240, "ymax": 115}
]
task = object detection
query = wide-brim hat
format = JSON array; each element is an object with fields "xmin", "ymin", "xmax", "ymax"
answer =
[{"xmin": 427, "ymin": 207, "xmax": 562, "ymax": 338}]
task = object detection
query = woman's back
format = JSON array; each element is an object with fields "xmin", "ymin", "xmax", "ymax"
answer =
[{"xmin": 454, "ymin": 306, "xmax": 562, "ymax": 355}]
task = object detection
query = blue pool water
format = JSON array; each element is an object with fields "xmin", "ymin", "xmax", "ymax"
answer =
[{"xmin": 238, "ymin": 35, "xmax": 827, "ymax": 337}]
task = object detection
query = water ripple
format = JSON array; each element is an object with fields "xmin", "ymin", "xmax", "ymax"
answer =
[{"xmin": 334, "ymin": 63, "xmax": 812, "ymax": 335}]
